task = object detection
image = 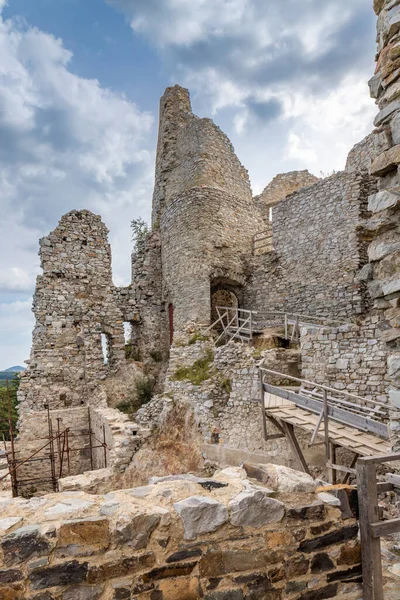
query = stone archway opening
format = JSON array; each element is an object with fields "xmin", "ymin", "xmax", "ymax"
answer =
[{"xmin": 211, "ymin": 289, "xmax": 239, "ymax": 326}]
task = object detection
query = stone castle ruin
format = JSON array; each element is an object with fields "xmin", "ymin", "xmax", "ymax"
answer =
[{"xmin": 1, "ymin": 1, "xmax": 400, "ymax": 599}]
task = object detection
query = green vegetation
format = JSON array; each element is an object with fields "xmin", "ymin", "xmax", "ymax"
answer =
[
  {"xmin": 117, "ymin": 376, "xmax": 155, "ymax": 415},
  {"xmin": 219, "ymin": 376, "xmax": 232, "ymax": 394},
  {"xmin": 172, "ymin": 348, "xmax": 214, "ymax": 386},
  {"xmin": 188, "ymin": 332, "xmax": 210, "ymax": 345},
  {"xmin": 125, "ymin": 344, "xmax": 141, "ymax": 362},
  {"xmin": 0, "ymin": 374, "xmax": 20, "ymax": 440},
  {"xmin": 131, "ymin": 217, "xmax": 150, "ymax": 245}
]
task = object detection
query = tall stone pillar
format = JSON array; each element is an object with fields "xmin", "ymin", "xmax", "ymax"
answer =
[{"xmin": 369, "ymin": 0, "xmax": 400, "ymax": 451}]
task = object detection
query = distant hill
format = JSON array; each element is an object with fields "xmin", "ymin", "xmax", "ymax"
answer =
[{"xmin": 0, "ymin": 367, "xmax": 24, "ymax": 383}]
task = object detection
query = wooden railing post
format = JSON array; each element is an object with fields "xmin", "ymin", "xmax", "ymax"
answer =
[
  {"xmin": 357, "ymin": 458, "xmax": 383, "ymax": 600},
  {"xmin": 260, "ymin": 371, "xmax": 268, "ymax": 441},
  {"xmin": 323, "ymin": 389, "xmax": 333, "ymax": 483}
]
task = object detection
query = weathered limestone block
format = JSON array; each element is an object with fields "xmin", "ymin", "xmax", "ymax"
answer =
[
  {"xmin": 243, "ymin": 463, "xmax": 316, "ymax": 494},
  {"xmin": 369, "ymin": 73, "xmax": 383, "ymax": 98},
  {"xmin": 62, "ymin": 585, "xmax": 104, "ymax": 600},
  {"xmin": 368, "ymin": 189, "xmax": 400, "ymax": 212},
  {"xmin": 55, "ymin": 517, "xmax": 110, "ymax": 557},
  {"xmin": 370, "ymin": 144, "xmax": 400, "ymax": 174},
  {"xmin": 29, "ymin": 560, "xmax": 89, "ymax": 590},
  {"xmin": 113, "ymin": 510, "xmax": 163, "ymax": 548},
  {"xmin": 374, "ymin": 0, "xmax": 386, "ymax": 16},
  {"xmin": 0, "ymin": 518, "xmax": 22, "ymax": 533},
  {"xmin": 229, "ymin": 488, "xmax": 285, "ymax": 527},
  {"xmin": 368, "ymin": 229, "xmax": 400, "ymax": 261},
  {"xmin": 174, "ymin": 496, "xmax": 228, "ymax": 540},
  {"xmin": 374, "ymin": 100, "xmax": 400, "ymax": 128},
  {"xmin": 2, "ymin": 526, "xmax": 51, "ymax": 566}
]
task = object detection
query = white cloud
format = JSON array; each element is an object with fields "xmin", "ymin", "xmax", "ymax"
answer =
[
  {"xmin": 0, "ymin": 6, "xmax": 156, "ymax": 365},
  {"xmin": 108, "ymin": 0, "xmax": 377, "ymax": 187},
  {"xmin": 0, "ymin": 268, "xmax": 37, "ymax": 293}
]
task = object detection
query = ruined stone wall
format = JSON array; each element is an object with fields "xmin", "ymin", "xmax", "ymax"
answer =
[
  {"xmin": 345, "ymin": 130, "xmax": 392, "ymax": 173},
  {"xmin": 130, "ymin": 230, "xmax": 168, "ymax": 369},
  {"xmin": 301, "ymin": 317, "xmax": 389, "ymax": 403},
  {"xmin": 254, "ymin": 170, "xmax": 319, "ymax": 224},
  {"xmin": 11, "ymin": 408, "xmax": 92, "ymax": 494},
  {"xmin": 18, "ymin": 210, "xmax": 128, "ymax": 416},
  {"xmin": 153, "ymin": 86, "xmax": 261, "ymax": 331},
  {"xmin": 161, "ymin": 187, "xmax": 260, "ymax": 329},
  {"xmin": 136, "ymin": 338, "xmax": 327, "ymax": 474},
  {"xmin": 89, "ymin": 406, "xmax": 144, "ymax": 473},
  {"xmin": 365, "ymin": 0, "xmax": 400, "ymax": 451},
  {"xmin": 245, "ymin": 171, "xmax": 377, "ymax": 319},
  {"xmin": 0, "ymin": 468, "xmax": 362, "ymax": 600}
]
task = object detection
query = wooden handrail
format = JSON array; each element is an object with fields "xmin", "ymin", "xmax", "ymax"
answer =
[{"xmin": 260, "ymin": 368, "xmax": 389, "ymax": 412}]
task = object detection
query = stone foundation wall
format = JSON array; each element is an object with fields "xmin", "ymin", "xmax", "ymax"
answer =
[
  {"xmin": 301, "ymin": 317, "xmax": 390, "ymax": 402},
  {"xmin": 4, "ymin": 406, "xmax": 147, "ymax": 496},
  {"xmin": 10, "ymin": 408, "xmax": 92, "ymax": 495},
  {"xmin": 0, "ymin": 467, "xmax": 362, "ymax": 600},
  {"xmin": 89, "ymin": 407, "xmax": 144, "ymax": 473},
  {"xmin": 136, "ymin": 338, "xmax": 326, "ymax": 474},
  {"xmin": 245, "ymin": 170, "xmax": 377, "ymax": 319}
]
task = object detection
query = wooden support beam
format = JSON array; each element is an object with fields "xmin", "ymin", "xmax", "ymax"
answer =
[
  {"xmin": 310, "ymin": 408, "xmax": 324, "ymax": 445},
  {"xmin": 330, "ymin": 443, "xmax": 337, "ymax": 485},
  {"xmin": 342, "ymin": 453, "xmax": 358, "ymax": 485},
  {"xmin": 376, "ymin": 482, "xmax": 394, "ymax": 493},
  {"xmin": 281, "ymin": 422, "xmax": 311, "ymax": 475},
  {"xmin": 260, "ymin": 373, "xmax": 268, "ymax": 442},
  {"xmin": 371, "ymin": 518, "xmax": 400, "ymax": 538},
  {"xmin": 327, "ymin": 462, "xmax": 356, "ymax": 475},
  {"xmin": 357, "ymin": 459, "xmax": 384, "ymax": 600}
]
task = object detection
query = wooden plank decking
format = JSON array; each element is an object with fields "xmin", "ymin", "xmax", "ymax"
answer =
[{"xmin": 264, "ymin": 392, "xmax": 391, "ymax": 457}]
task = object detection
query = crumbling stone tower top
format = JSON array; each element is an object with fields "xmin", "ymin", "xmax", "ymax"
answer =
[
  {"xmin": 18, "ymin": 210, "xmax": 127, "ymax": 415},
  {"xmin": 151, "ymin": 85, "xmax": 261, "ymax": 329}
]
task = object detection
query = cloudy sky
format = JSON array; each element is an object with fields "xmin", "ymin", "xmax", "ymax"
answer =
[{"xmin": 0, "ymin": 0, "xmax": 378, "ymax": 369}]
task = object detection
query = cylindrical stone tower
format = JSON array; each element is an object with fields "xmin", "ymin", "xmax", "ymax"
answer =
[{"xmin": 153, "ymin": 85, "xmax": 261, "ymax": 331}]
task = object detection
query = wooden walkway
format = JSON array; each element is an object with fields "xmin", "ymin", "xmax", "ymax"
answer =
[
  {"xmin": 264, "ymin": 392, "xmax": 391, "ymax": 457},
  {"xmin": 259, "ymin": 368, "xmax": 391, "ymax": 481}
]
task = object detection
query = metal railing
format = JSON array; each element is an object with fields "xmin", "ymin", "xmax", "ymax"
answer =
[{"xmin": 260, "ymin": 368, "xmax": 390, "ymax": 434}]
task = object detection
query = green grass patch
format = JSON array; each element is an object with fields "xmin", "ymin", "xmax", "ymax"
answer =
[
  {"xmin": 188, "ymin": 332, "xmax": 210, "ymax": 345},
  {"xmin": 172, "ymin": 348, "xmax": 214, "ymax": 386},
  {"xmin": 219, "ymin": 376, "xmax": 232, "ymax": 394}
]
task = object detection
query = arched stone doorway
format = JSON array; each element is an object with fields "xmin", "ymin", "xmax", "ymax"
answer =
[{"xmin": 211, "ymin": 289, "xmax": 239, "ymax": 325}]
